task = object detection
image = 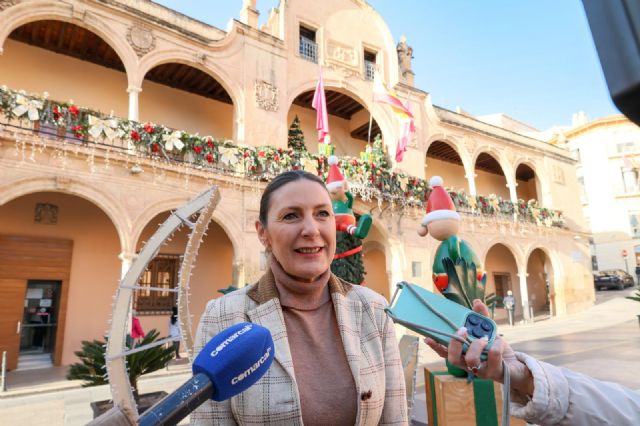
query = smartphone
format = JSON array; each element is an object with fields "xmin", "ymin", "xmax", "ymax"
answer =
[{"xmin": 385, "ymin": 281, "xmax": 497, "ymax": 358}]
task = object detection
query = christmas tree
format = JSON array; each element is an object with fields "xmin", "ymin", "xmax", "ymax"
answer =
[
  {"xmin": 287, "ymin": 115, "xmax": 307, "ymax": 152},
  {"xmin": 331, "ymin": 223, "xmax": 366, "ymax": 285},
  {"xmin": 371, "ymin": 134, "xmax": 389, "ymax": 168}
]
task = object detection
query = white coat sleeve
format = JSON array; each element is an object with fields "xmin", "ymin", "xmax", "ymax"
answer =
[{"xmin": 510, "ymin": 352, "xmax": 640, "ymax": 425}]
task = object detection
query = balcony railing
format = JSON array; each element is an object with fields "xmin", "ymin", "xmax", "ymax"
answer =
[
  {"xmin": 0, "ymin": 85, "xmax": 567, "ymax": 228},
  {"xmin": 364, "ymin": 60, "xmax": 375, "ymax": 81},
  {"xmin": 299, "ymin": 36, "xmax": 318, "ymax": 63}
]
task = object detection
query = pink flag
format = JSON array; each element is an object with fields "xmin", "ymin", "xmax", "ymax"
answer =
[
  {"xmin": 312, "ymin": 67, "xmax": 330, "ymax": 143},
  {"xmin": 395, "ymin": 119, "xmax": 415, "ymax": 162}
]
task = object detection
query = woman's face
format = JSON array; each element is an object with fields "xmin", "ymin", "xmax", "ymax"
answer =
[{"xmin": 256, "ymin": 179, "xmax": 336, "ymax": 282}]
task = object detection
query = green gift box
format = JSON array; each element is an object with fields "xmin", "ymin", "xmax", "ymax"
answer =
[{"xmin": 424, "ymin": 366, "xmax": 525, "ymax": 426}]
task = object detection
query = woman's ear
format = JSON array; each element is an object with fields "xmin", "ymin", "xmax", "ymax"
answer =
[{"xmin": 255, "ymin": 220, "xmax": 270, "ymax": 249}]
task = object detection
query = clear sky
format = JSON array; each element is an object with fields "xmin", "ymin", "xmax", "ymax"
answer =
[{"xmin": 154, "ymin": 0, "xmax": 619, "ymax": 131}]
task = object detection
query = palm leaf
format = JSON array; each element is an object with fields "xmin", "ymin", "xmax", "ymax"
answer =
[{"xmin": 441, "ymin": 257, "xmax": 487, "ymax": 309}]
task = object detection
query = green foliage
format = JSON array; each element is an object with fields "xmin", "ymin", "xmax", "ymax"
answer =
[
  {"xmin": 287, "ymin": 115, "xmax": 307, "ymax": 152},
  {"xmin": 441, "ymin": 258, "xmax": 487, "ymax": 309},
  {"xmin": 331, "ymin": 232, "xmax": 365, "ymax": 285},
  {"xmin": 67, "ymin": 329, "xmax": 175, "ymax": 393}
]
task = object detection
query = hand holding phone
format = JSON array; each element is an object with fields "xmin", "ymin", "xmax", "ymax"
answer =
[{"xmin": 385, "ymin": 281, "xmax": 497, "ymax": 359}]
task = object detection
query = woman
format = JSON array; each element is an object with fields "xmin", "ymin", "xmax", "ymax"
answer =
[
  {"xmin": 425, "ymin": 299, "xmax": 640, "ymax": 425},
  {"xmin": 191, "ymin": 170, "xmax": 407, "ymax": 425}
]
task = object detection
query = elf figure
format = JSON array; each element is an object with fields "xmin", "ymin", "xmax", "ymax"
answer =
[
  {"xmin": 418, "ymin": 176, "xmax": 487, "ymax": 309},
  {"xmin": 326, "ymin": 156, "xmax": 372, "ymax": 239}
]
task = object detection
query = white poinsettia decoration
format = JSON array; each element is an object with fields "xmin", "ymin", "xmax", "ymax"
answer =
[
  {"xmin": 12, "ymin": 94, "xmax": 43, "ymax": 121},
  {"xmin": 220, "ymin": 146, "xmax": 238, "ymax": 165},
  {"xmin": 88, "ymin": 115, "xmax": 120, "ymax": 140},
  {"xmin": 162, "ymin": 130, "xmax": 184, "ymax": 151}
]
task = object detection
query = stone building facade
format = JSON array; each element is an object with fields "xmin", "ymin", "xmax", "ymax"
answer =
[{"xmin": 0, "ymin": 0, "xmax": 592, "ymax": 371}]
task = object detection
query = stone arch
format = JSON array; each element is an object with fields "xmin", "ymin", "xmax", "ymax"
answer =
[
  {"xmin": 425, "ymin": 138, "xmax": 470, "ymax": 192},
  {"xmin": 135, "ymin": 49, "xmax": 242, "ymax": 140},
  {"xmin": 471, "ymin": 148, "xmax": 511, "ymax": 199},
  {"xmin": 0, "ymin": 176, "xmax": 130, "ymax": 254},
  {"xmin": 483, "ymin": 240, "xmax": 524, "ymax": 322},
  {"xmin": 131, "ymin": 195, "xmax": 241, "ymax": 258},
  {"xmin": 513, "ymin": 159, "xmax": 542, "ymax": 202},
  {"xmin": 287, "ymin": 79, "xmax": 395, "ymax": 152},
  {"xmin": 0, "ymin": 3, "xmax": 136, "ymax": 79},
  {"xmin": 514, "ymin": 157, "xmax": 551, "ymax": 206},
  {"xmin": 136, "ymin": 50, "xmax": 241, "ymax": 105},
  {"xmin": 480, "ymin": 238, "xmax": 526, "ymax": 268},
  {"xmin": 525, "ymin": 245, "xmax": 560, "ymax": 316}
]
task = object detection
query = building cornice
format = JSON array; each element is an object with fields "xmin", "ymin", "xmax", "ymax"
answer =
[
  {"xmin": 433, "ymin": 106, "xmax": 576, "ymax": 164},
  {"xmin": 558, "ymin": 115, "xmax": 632, "ymax": 141}
]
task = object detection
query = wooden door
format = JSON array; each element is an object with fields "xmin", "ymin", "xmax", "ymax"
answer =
[{"xmin": 0, "ymin": 279, "xmax": 27, "ymax": 370}]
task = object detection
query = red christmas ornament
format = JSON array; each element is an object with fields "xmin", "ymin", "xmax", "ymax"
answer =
[
  {"xmin": 143, "ymin": 123, "xmax": 154, "ymax": 134},
  {"xmin": 206, "ymin": 153, "xmax": 213, "ymax": 163},
  {"xmin": 193, "ymin": 146, "xmax": 203, "ymax": 154},
  {"xmin": 68, "ymin": 105, "xmax": 79, "ymax": 117},
  {"xmin": 130, "ymin": 130, "xmax": 141, "ymax": 141}
]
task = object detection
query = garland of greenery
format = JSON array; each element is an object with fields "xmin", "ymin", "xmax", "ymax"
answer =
[{"xmin": 0, "ymin": 86, "xmax": 564, "ymax": 228}]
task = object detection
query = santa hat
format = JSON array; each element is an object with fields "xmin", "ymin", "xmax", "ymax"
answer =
[
  {"xmin": 422, "ymin": 176, "xmax": 460, "ymax": 226},
  {"xmin": 326, "ymin": 156, "xmax": 345, "ymax": 190}
]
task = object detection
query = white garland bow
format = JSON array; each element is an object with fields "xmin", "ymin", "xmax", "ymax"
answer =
[
  {"xmin": 162, "ymin": 131, "xmax": 184, "ymax": 151},
  {"xmin": 220, "ymin": 146, "xmax": 238, "ymax": 165},
  {"xmin": 88, "ymin": 115, "xmax": 120, "ymax": 140},
  {"xmin": 12, "ymin": 95, "xmax": 43, "ymax": 121}
]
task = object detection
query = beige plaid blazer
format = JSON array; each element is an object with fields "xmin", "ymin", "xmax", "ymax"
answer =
[{"xmin": 191, "ymin": 270, "xmax": 408, "ymax": 425}]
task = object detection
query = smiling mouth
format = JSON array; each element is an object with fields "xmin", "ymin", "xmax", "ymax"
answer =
[{"xmin": 295, "ymin": 247, "xmax": 323, "ymax": 254}]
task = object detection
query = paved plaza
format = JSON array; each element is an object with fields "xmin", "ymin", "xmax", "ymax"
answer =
[{"xmin": 1, "ymin": 288, "xmax": 639, "ymax": 425}]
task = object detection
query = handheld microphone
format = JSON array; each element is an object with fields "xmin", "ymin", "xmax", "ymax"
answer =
[{"xmin": 138, "ymin": 322, "xmax": 274, "ymax": 426}]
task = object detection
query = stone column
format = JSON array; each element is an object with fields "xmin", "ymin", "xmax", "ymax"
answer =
[
  {"xmin": 517, "ymin": 271, "xmax": 531, "ymax": 321},
  {"xmin": 466, "ymin": 171, "xmax": 477, "ymax": 196},
  {"xmin": 127, "ymin": 86, "xmax": 142, "ymax": 121},
  {"xmin": 118, "ymin": 251, "xmax": 136, "ymax": 279},
  {"xmin": 232, "ymin": 258, "xmax": 245, "ymax": 288},
  {"xmin": 507, "ymin": 181, "xmax": 518, "ymax": 203}
]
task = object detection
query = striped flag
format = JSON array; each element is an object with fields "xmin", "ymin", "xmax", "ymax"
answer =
[
  {"xmin": 312, "ymin": 67, "xmax": 330, "ymax": 143},
  {"xmin": 373, "ymin": 71, "xmax": 414, "ymax": 119}
]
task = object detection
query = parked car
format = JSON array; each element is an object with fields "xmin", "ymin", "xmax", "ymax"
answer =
[{"xmin": 593, "ymin": 269, "xmax": 635, "ymax": 290}]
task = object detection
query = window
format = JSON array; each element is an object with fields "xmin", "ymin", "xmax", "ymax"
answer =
[
  {"xmin": 616, "ymin": 141, "xmax": 637, "ymax": 154},
  {"xmin": 577, "ymin": 176, "xmax": 587, "ymax": 203},
  {"xmin": 364, "ymin": 50, "xmax": 376, "ymax": 81},
  {"xmin": 299, "ymin": 25, "xmax": 317, "ymax": 63},
  {"xmin": 621, "ymin": 167, "xmax": 640, "ymax": 193},
  {"xmin": 629, "ymin": 211, "xmax": 640, "ymax": 238},
  {"xmin": 492, "ymin": 273, "xmax": 512, "ymax": 298},
  {"xmin": 134, "ymin": 254, "xmax": 180, "ymax": 314}
]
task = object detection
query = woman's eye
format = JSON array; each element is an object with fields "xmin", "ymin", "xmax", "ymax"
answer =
[
  {"xmin": 317, "ymin": 210, "xmax": 331, "ymax": 217},
  {"xmin": 283, "ymin": 212, "xmax": 297, "ymax": 220}
]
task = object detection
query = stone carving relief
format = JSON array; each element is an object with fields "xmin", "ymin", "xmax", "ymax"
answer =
[
  {"xmin": 254, "ymin": 80, "xmax": 278, "ymax": 112},
  {"xmin": 325, "ymin": 39, "xmax": 359, "ymax": 77},
  {"xmin": 0, "ymin": 0, "xmax": 18, "ymax": 11},
  {"xmin": 127, "ymin": 25, "xmax": 156, "ymax": 57},
  {"xmin": 35, "ymin": 203, "xmax": 58, "ymax": 225},
  {"xmin": 552, "ymin": 164, "xmax": 565, "ymax": 185}
]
